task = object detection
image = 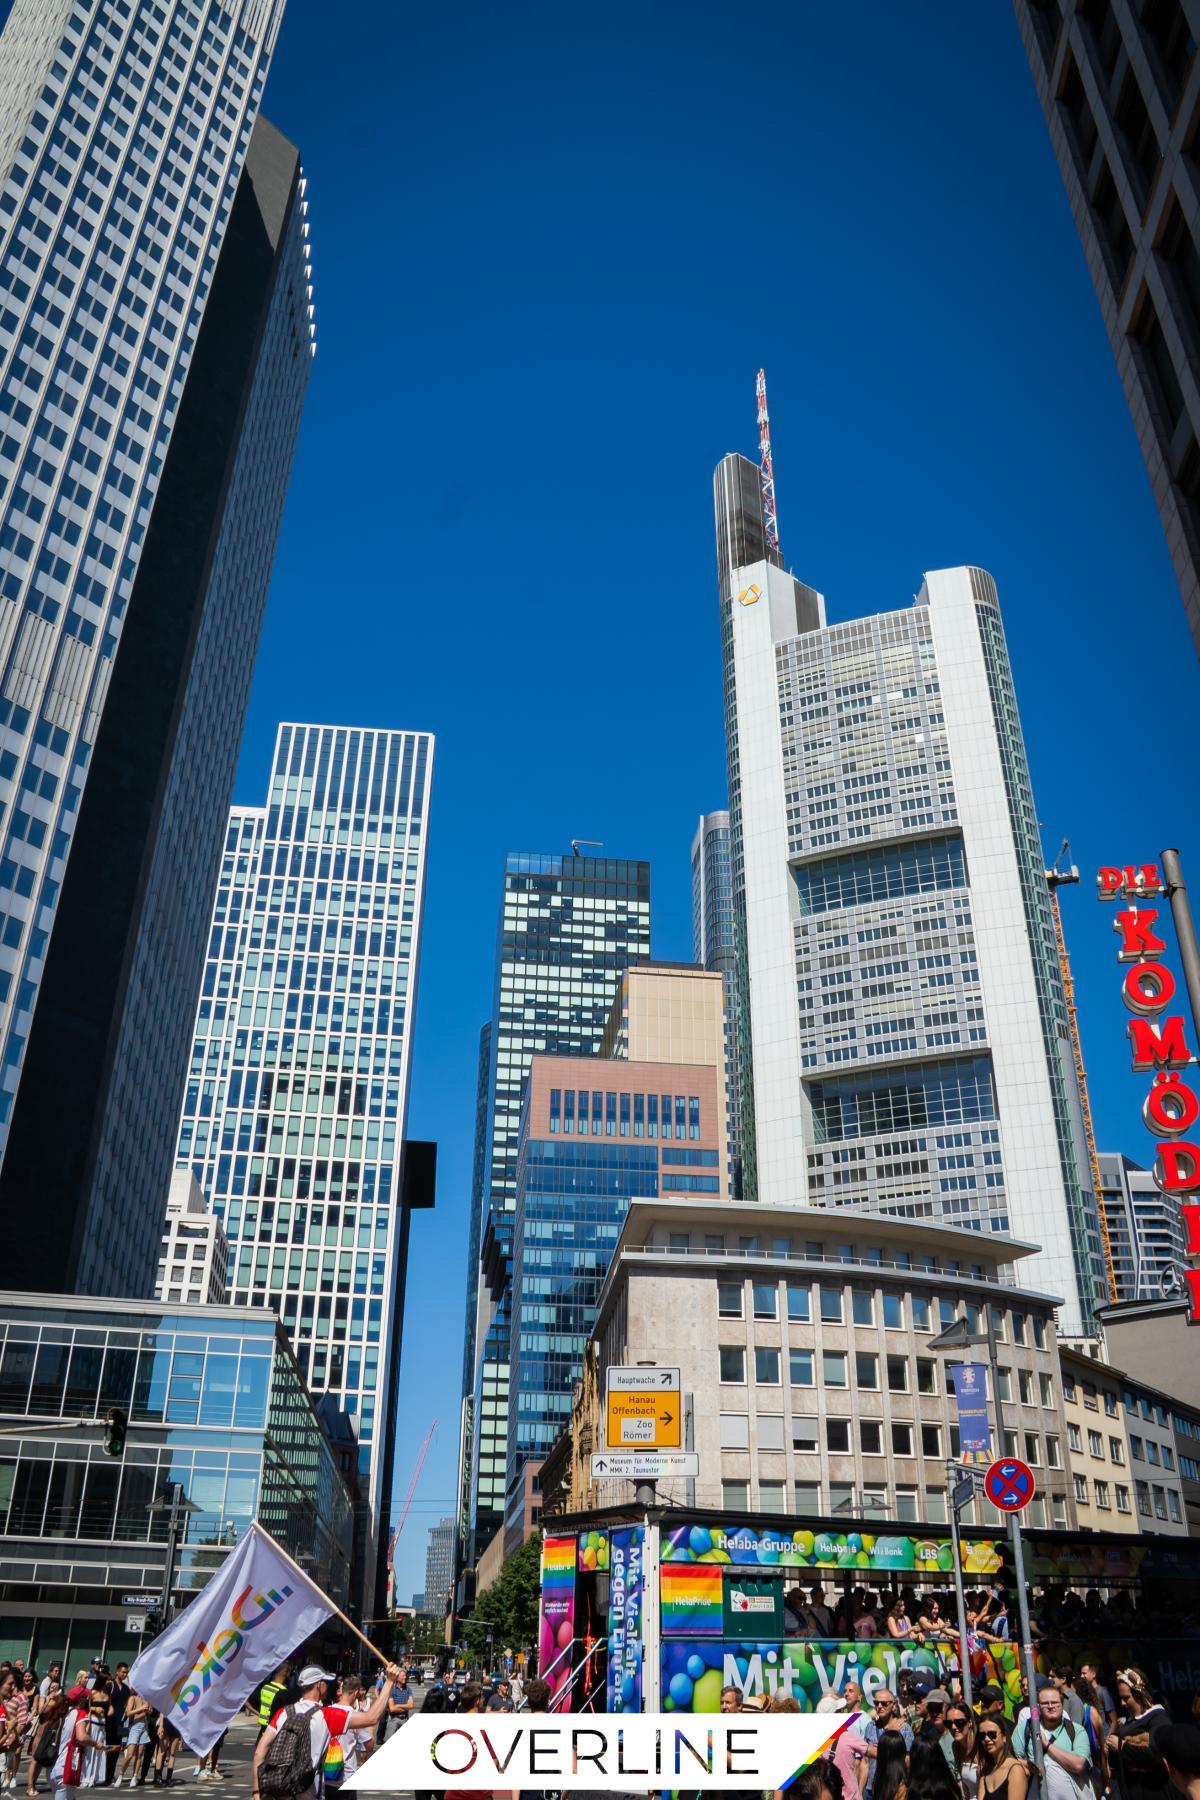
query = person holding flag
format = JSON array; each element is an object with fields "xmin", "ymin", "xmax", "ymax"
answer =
[
  {"xmin": 252, "ymin": 1666, "xmax": 403, "ymax": 1800},
  {"xmin": 129, "ymin": 1523, "xmax": 399, "ymax": 1773}
]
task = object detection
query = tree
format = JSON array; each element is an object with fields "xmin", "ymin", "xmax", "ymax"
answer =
[{"xmin": 463, "ymin": 1530, "xmax": 542, "ymax": 1660}]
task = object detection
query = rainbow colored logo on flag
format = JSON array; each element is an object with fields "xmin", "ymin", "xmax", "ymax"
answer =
[{"xmin": 661, "ymin": 1564, "xmax": 723, "ymax": 1635}]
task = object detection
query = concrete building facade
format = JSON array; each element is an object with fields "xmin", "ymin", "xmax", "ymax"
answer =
[
  {"xmin": 691, "ymin": 812, "xmax": 742, "ymax": 1192},
  {"xmin": 1014, "ymin": 0, "xmax": 1200, "ymax": 656},
  {"xmin": 716, "ymin": 449, "xmax": 1105, "ymax": 1333},
  {"xmin": 155, "ymin": 1170, "xmax": 228, "ymax": 1307},
  {"xmin": 590, "ymin": 1197, "xmax": 1075, "ymax": 1532}
]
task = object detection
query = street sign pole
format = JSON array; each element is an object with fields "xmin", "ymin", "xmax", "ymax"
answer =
[
  {"xmin": 945, "ymin": 1463, "xmax": 973, "ymax": 1709},
  {"xmin": 1010, "ymin": 1510, "xmax": 1042, "ymax": 1775}
]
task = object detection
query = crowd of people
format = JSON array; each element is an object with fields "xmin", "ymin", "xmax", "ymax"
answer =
[
  {"xmin": 715, "ymin": 1663, "xmax": 1200, "ymax": 1800},
  {"xmin": 779, "ymin": 1581, "xmax": 1193, "ymax": 1648}
]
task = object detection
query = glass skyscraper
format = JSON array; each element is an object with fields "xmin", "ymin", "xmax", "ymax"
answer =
[
  {"xmin": 691, "ymin": 809, "xmax": 741, "ymax": 1192},
  {"xmin": 459, "ymin": 852, "xmax": 650, "ymax": 1566},
  {"xmin": 172, "ymin": 722, "xmax": 433, "ymax": 1595},
  {"xmin": 0, "ymin": 1, "xmax": 311, "ymax": 1296},
  {"xmin": 717, "ymin": 452, "xmax": 1107, "ymax": 1334}
]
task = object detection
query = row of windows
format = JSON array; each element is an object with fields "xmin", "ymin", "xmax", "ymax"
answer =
[
  {"xmin": 547, "ymin": 1088, "xmax": 701, "ymax": 1139},
  {"xmin": 792, "ymin": 833, "xmax": 967, "ymax": 917},
  {"xmin": 716, "ymin": 1477, "xmax": 1063, "ymax": 1530},
  {"xmin": 809, "ymin": 1055, "xmax": 997, "ymax": 1144}
]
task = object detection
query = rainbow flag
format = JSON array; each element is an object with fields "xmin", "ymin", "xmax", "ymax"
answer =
[{"xmin": 661, "ymin": 1563, "xmax": 723, "ymax": 1635}]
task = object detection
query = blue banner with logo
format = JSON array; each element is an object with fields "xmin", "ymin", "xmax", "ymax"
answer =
[
  {"xmin": 607, "ymin": 1526, "xmax": 644, "ymax": 1712},
  {"xmin": 950, "ymin": 1362, "xmax": 993, "ymax": 1463}
]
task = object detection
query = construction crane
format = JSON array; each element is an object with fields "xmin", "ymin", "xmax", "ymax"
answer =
[
  {"xmin": 392, "ymin": 1417, "xmax": 437, "ymax": 1544},
  {"xmin": 1045, "ymin": 840, "xmax": 1117, "ymax": 1303},
  {"xmin": 756, "ymin": 369, "xmax": 780, "ymax": 555}
]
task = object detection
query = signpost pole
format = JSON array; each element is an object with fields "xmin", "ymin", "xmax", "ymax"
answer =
[
  {"xmin": 641, "ymin": 1511, "xmax": 660, "ymax": 1713},
  {"xmin": 945, "ymin": 1464, "xmax": 973, "ymax": 1708},
  {"xmin": 1009, "ymin": 1511, "xmax": 1042, "ymax": 1775}
]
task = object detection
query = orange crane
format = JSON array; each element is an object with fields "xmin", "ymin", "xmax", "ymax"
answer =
[{"xmin": 1045, "ymin": 842, "xmax": 1117, "ymax": 1303}]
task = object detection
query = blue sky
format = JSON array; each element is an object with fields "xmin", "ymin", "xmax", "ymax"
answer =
[{"xmin": 216, "ymin": 2, "xmax": 1197, "ymax": 1599}]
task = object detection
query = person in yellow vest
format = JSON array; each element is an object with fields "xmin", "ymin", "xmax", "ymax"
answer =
[{"xmin": 255, "ymin": 1669, "xmax": 291, "ymax": 1741}]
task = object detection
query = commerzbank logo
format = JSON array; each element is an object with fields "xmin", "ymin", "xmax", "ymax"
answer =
[{"xmin": 737, "ymin": 583, "xmax": 761, "ymax": 606}]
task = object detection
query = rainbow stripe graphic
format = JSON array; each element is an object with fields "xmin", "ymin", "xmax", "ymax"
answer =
[{"xmin": 661, "ymin": 1563, "xmax": 723, "ymax": 1636}]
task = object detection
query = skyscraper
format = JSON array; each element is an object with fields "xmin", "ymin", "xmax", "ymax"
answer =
[
  {"xmin": 173, "ymin": 722, "xmax": 434, "ymax": 1597},
  {"xmin": 691, "ymin": 810, "xmax": 741, "ymax": 1191},
  {"xmin": 422, "ymin": 1516, "xmax": 455, "ymax": 1626},
  {"xmin": 0, "ymin": 0, "xmax": 311, "ymax": 1295},
  {"xmin": 459, "ymin": 852, "xmax": 651, "ymax": 1566},
  {"xmin": 1013, "ymin": 0, "xmax": 1200, "ymax": 657},
  {"xmin": 1098, "ymin": 1150, "xmax": 1189, "ymax": 1302},
  {"xmin": 505, "ymin": 965, "xmax": 729, "ymax": 1542},
  {"xmin": 716, "ymin": 452, "xmax": 1106, "ymax": 1333}
]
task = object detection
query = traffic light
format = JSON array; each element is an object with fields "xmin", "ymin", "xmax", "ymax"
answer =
[
  {"xmin": 103, "ymin": 1406, "xmax": 127, "ymax": 1457},
  {"xmin": 143, "ymin": 1607, "xmax": 162, "ymax": 1637}
]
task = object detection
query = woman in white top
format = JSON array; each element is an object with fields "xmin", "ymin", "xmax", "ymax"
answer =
[{"xmin": 49, "ymin": 1691, "xmax": 107, "ymax": 1797}]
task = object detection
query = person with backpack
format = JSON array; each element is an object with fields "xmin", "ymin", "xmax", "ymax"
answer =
[{"xmin": 252, "ymin": 1662, "xmax": 403, "ymax": 1800}]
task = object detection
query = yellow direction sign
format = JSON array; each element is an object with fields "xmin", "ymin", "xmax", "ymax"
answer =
[{"xmin": 605, "ymin": 1366, "xmax": 681, "ymax": 1448}]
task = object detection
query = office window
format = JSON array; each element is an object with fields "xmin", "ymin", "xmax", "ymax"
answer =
[
  {"xmin": 1011, "ymin": 1311, "xmax": 1027, "ymax": 1345},
  {"xmin": 793, "ymin": 1417, "xmax": 818, "ymax": 1453},
  {"xmin": 1040, "ymin": 1373, "xmax": 1054, "ymax": 1407},
  {"xmin": 718, "ymin": 1282, "xmax": 743, "ymax": 1319},
  {"xmin": 1046, "ymin": 1435, "xmax": 1061, "ymax": 1469},
  {"xmin": 887, "ymin": 1355, "xmax": 909, "ymax": 1393},
  {"xmin": 916, "ymin": 1358, "xmax": 937, "ymax": 1395},
  {"xmin": 720, "ymin": 1413, "xmax": 749, "ymax": 1449},
  {"xmin": 720, "ymin": 1346, "xmax": 745, "ymax": 1383},
  {"xmin": 1136, "ymin": 1480, "xmax": 1152, "ymax": 1516},
  {"xmin": 620, "ymin": 1092, "xmax": 630, "ymax": 1137},
  {"xmin": 670, "ymin": 1232, "xmax": 690, "ymax": 1251},
  {"xmin": 688, "ymin": 1096, "xmax": 700, "ymax": 1139},
  {"xmin": 892, "ymin": 1422, "xmax": 914, "ymax": 1456},
  {"xmin": 1032, "ymin": 1317, "xmax": 1046, "ymax": 1349},
  {"xmin": 883, "ymin": 1294, "xmax": 904, "ymax": 1329},
  {"xmin": 1153, "ymin": 1484, "xmax": 1168, "ymax": 1520},
  {"xmin": 705, "ymin": 1234, "xmax": 725, "ymax": 1252},
  {"xmin": 852, "ymin": 1290, "xmax": 875, "ymax": 1326},
  {"xmin": 1116, "ymin": 1484, "xmax": 1131, "ymax": 1514},
  {"xmin": 1024, "ymin": 1432, "xmax": 1041, "ymax": 1466},
  {"xmin": 856, "ymin": 1352, "xmax": 879, "ymax": 1389},
  {"xmin": 997, "ymin": 1366, "xmax": 1013, "ymax": 1402},
  {"xmin": 1003, "ymin": 1430, "xmax": 1018, "ymax": 1458},
  {"xmin": 1147, "ymin": 1440, "xmax": 1160, "ymax": 1466},
  {"xmin": 895, "ymin": 1488, "xmax": 918, "ymax": 1522},
  {"xmin": 823, "ymin": 1351, "xmax": 848, "ymax": 1387},
  {"xmin": 633, "ymin": 1093, "xmax": 644, "ymax": 1137},
  {"xmin": 723, "ymin": 1481, "xmax": 748, "ymax": 1508},
  {"xmin": 921, "ymin": 1423, "xmax": 941, "ymax": 1458},
  {"xmin": 861, "ymin": 1420, "xmax": 883, "ymax": 1455},
  {"xmin": 549, "ymin": 1089, "xmax": 561, "ymax": 1132},
  {"xmin": 759, "ymin": 1480, "xmax": 785, "ymax": 1513},
  {"xmin": 758, "ymin": 1414, "xmax": 785, "ymax": 1452},
  {"xmin": 1168, "ymin": 1488, "xmax": 1182, "ymax": 1522},
  {"xmin": 753, "ymin": 1283, "xmax": 778, "ymax": 1320},
  {"xmin": 911, "ymin": 1296, "xmax": 931, "ymax": 1331},
  {"xmin": 1068, "ymin": 1423, "xmax": 1082, "ymax": 1452},
  {"xmin": 820, "ymin": 1287, "xmax": 843, "ymax": 1323},
  {"xmin": 989, "ymin": 1305, "xmax": 1006, "ymax": 1340},
  {"xmin": 1164, "ymin": 1445, "xmax": 1175, "ymax": 1471},
  {"xmin": 1019, "ymin": 1369, "xmax": 1033, "ymax": 1405},
  {"xmin": 827, "ymin": 1419, "xmax": 851, "ymax": 1452},
  {"xmin": 1083, "ymin": 1381, "xmax": 1098, "ymax": 1411},
  {"xmin": 829, "ymin": 1482, "xmax": 855, "ymax": 1515},
  {"xmin": 790, "ymin": 1349, "xmax": 814, "ymax": 1387},
  {"xmin": 795, "ymin": 1481, "xmax": 820, "ymax": 1511},
  {"xmin": 925, "ymin": 1486, "xmax": 948, "ymax": 1523},
  {"xmin": 647, "ymin": 1094, "xmax": 658, "ymax": 1138},
  {"xmin": 1088, "ymin": 1430, "xmax": 1103, "ymax": 1458},
  {"xmin": 1073, "ymin": 1473, "xmax": 1088, "ymax": 1503},
  {"xmin": 659, "ymin": 1093, "xmax": 670, "ymax": 1139},
  {"xmin": 1104, "ymin": 1391, "xmax": 1118, "ymax": 1417},
  {"xmin": 1095, "ymin": 1480, "xmax": 1111, "ymax": 1509},
  {"xmin": 755, "ymin": 1347, "xmax": 780, "ymax": 1386},
  {"xmin": 787, "ymin": 1285, "xmax": 811, "ymax": 1321},
  {"xmin": 605, "ymin": 1092, "xmax": 616, "ymax": 1136}
]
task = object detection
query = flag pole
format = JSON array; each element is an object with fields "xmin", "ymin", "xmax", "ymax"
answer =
[{"xmin": 248, "ymin": 1523, "xmax": 393, "ymax": 1668}]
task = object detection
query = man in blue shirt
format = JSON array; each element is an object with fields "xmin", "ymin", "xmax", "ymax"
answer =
[{"xmin": 861, "ymin": 1689, "xmax": 914, "ymax": 1798}]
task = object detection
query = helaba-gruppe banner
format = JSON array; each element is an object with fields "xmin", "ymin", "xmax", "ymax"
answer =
[
  {"xmin": 606, "ymin": 1526, "xmax": 643, "ymax": 1712},
  {"xmin": 129, "ymin": 1522, "xmax": 334, "ymax": 1753},
  {"xmin": 343, "ymin": 1711, "xmax": 864, "ymax": 1791},
  {"xmin": 664, "ymin": 1522, "xmax": 1003, "ymax": 1577}
]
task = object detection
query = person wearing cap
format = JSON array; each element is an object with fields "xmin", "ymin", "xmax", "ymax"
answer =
[
  {"xmin": 915, "ymin": 1686, "xmax": 956, "ymax": 1773},
  {"xmin": 252, "ymin": 1661, "xmax": 403, "ymax": 1800}
]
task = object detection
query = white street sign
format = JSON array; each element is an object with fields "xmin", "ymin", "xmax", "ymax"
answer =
[
  {"xmin": 606, "ymin": 1366, "xmax": 680, "ymax": 1392},
  {"xmin": 590, "ymin": 1450, "xmax": 699, "ymax": 1479},
  {"xmin": 125, "ymin": 1614, "xmax": 146, "ymax": 1634}
]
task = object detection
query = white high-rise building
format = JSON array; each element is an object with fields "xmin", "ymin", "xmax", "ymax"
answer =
[
  {"xmin": 156, "ymin": 1169, "xmax": 229, "ymax": 1306},
  {"xmin": 1098, "ymin": 1152, "xmax": 1188, "ymax": 1303},
  {"xmin": 716, "ymin": 453, "xmax": 1106, "ymax": 1333}
]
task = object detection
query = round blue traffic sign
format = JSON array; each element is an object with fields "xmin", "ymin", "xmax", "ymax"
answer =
[{"xmin": 984, "ymin": 1457, "xmax": 1035, "ymax": 1511}]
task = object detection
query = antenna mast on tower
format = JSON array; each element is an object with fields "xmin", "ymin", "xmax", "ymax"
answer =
[{"xmin": 756, "ymin": 368, "xmax": 780, "ymax": 555}]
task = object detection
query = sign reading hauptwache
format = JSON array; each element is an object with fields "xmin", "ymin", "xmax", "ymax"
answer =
[{"xmin": 1097, "ymin": 862, "xmax": 1200, "ymax": 1321}]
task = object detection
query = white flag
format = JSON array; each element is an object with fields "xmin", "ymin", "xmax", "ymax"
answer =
[{"xmin": 129, "ymin": 1521, "xmax": 335, "ymax": 1754}]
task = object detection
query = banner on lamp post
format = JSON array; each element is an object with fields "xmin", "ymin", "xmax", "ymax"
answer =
[{"xmin": 949, "ymin": 1363, "xmax": 993, "ymax": 1464}]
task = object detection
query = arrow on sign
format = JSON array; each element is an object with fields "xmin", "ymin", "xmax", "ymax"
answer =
[{"xmin": 660, "ymin": 1409, "xmax": 674, "ymax": 1426}]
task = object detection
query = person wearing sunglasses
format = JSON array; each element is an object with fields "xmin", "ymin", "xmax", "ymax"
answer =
[
  {"xmin": 864, "ymin": 1691, "xmax": 915, "ymax": 1799},
  {"xmin": 978, "ymin": 1718, "xmax": 1028, "ymax": 1800},
  {"xmin": 945, "ymin": 1707, "xmax": 979, "ymax": 1800}
]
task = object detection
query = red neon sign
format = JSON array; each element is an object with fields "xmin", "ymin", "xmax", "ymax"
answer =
[{"xmin": 1099, "ymin": 863, "xmax": 1200, "ymax": 1323}]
